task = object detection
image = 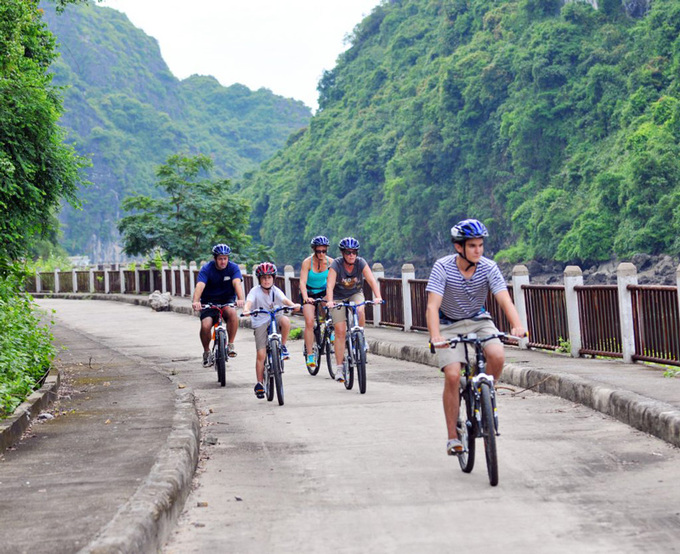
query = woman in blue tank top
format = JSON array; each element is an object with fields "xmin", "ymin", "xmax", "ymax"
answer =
[{"xmin": 299, "ymin": 235, "xmax": 333, "ymax": 370}]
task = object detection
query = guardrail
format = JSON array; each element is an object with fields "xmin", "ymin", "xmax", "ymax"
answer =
[{"xmin": 26, "ymin": 261, "xmax": 680, "ymax": 367}]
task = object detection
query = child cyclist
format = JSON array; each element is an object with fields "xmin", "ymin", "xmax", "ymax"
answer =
[{"xmin": 242, "ymin": 262, "xmax": 300, "ymax": 399}]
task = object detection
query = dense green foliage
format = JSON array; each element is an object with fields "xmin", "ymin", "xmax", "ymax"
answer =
[
  {"xmin": 40, "ymin": 1, "xmax": 311, "ymax": 260},
  {"xmin": 0, "ymin": 273, "xmax": 55, "ymax": 418},
  {"xmin": 0, "ymin": 0, "xmax": 86, "ymax": 272},
  {"xmin": 118, "ymin": 154, "xmax": 255, "ymax": 264},
  {"xmin": 240, "ymin": 0, "xmax": 680, "ymax": 268}
]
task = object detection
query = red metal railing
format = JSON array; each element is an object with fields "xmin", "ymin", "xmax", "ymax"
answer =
[
  {"xmin": 362, "ymin": 280, "xmax": 374, "ymax": 324},
  {"xmin": 576, "ymin": 285, "xmax": 622, "ymax": 357},
  {"xmin": 139, "ymin": 271, "xmax": 151, "ymax": 293},
  {"xmin": 410, "ymin": 279, "xmax": 428, "ymax": 331},
  {"xmin": 76, "ymin": 271, "xmax": 89, "ymax": 291},
  {"xmin": 522, "ymin": 284, "xmax": 568, "ymax": 350},
  {"xmin": 39, "ymin": 272, "xmax": 55, "ymax": 292},
  {"xmin": 289, "ymin": 277, "xmax": 301, "ymax": 302},
  {"xmin": 93, "ymin": 271, "xmax": 106, "ymax": 293},
  {"xmin": 152, "ymin": 269, "xmax": 162, "ymax": 292},
  {"xmin": 630, "ymin": 285, "xmax": 680, "ymax": 366},
  {"xmin": 109, "ymin": 271, "xmax": 121, "ymax": 293},
  {"xmin": 243, "ymin": 274, "xmax": 253, "ymax": 295},
  {"xmin": 123, "ymin": 270, "xmax": 135, "ymax": 292},
  {"xmin": 379, "ymin": 277, "xmax": 404, "ymax": 328}
]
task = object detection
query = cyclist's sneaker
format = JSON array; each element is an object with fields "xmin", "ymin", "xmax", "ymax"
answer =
[
  {"xmin": 227, "ymin": 343, "xmax": 237, "ymax": 358},
  {"xmin": 306, "ymin": 354, "xmax": 317, "ymax": 370},
  {"xmin": 446, "ymin": 438, "xmax": 465, "ymax": 456},
  {"xmin": 334, "ymin": 365, "xmax": 345, "ymax": 382},
  {"xmin": 281, "ymin": 345, "xmax": 290, "ymax": 360},
  {"xmin": 254, "ymin": 382, "xmax": 265, "ymax": 399},
  {"xmin": 202, "ymin": 351, "xmax": 214, "ymax": 368}
]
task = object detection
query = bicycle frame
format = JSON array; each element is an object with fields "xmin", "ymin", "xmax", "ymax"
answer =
[{"xmin": 202, "ymin": 302, "xmax": 235, "ymax": 387}]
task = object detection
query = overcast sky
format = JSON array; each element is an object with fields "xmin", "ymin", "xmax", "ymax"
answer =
[{"xmin": 99, "ymin": 0, "xmax": 382, "ymax": 111}]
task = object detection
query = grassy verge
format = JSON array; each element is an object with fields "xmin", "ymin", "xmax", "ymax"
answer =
[{"xmin": 0, "ymin": 272, "xmax": 55, "ymax": 418}]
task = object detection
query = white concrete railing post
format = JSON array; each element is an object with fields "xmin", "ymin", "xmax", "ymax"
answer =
[
  {"xmin": 104, "ymin": 265, "xmax": 110, "ymax": 294},
  {"xmin": 89, "ymin": 268, "xmax": 95, "ymax": 293},
  {"xmin": 512, "ymin": 265, "xmax": 530, "ymax": 349},
  {"xmin": 563, "ymin": 265, "xmax": 583, "ymax": 358},
  {"xmin": 401, "ymin": 263, "xmax": 415, "ymax": 332},
  {"xmin": 284, "ymin": 265, "xmax": 294, "ymax": 299},
  {"xmin": 189, "ymin": 262, "xmax": 197, "ymax": 299},
  {"xmin": 238, "ymin": 264, "xmax": 246, "ymax": 299},
  {"xmin": 161, "ymin": 265, "xmax": 167, "ymax": 294},
  {"xmin": 72, "ymin": 269, "xmax": 78, "ymax": 293},
  {"xmin": 372, "ymin": 263, "xmax": 385, "ymax": 327},
  {"xmin": 252, "ymin": 265, "xmax": 259, "ymax": 290},
  {"xmin": 35, "ymin": 271, "xmax": 42, "ymax": 293},
  {"xmin": 134, "ymin": 268, "xmax": 140, "ymax": 293},
  {"xmin": 54, "ymin": 269, "xmax": 60, "ymax": 293},
  {"xmin": 617, "ymin": 262, "xmax": 638, "ymax": 364},
  {"xmin": 119, "ymin": 267, "xmax": 125, "ymax": 294},
  {"xmin": 179, "ymin": 265, "xmax": 186, "ymax": 297},
  {"xmin": 170, "ymin": 265, "xmax": 177, "ymax": 296}
]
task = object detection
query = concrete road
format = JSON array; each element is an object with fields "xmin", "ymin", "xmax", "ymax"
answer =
[{"xmin": 40, "ymin": 299, "xmax": 680, "ymax": 553}]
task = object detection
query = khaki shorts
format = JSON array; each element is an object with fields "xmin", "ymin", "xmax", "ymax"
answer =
[
  {"xmin": 330, "ymin": 292, "xmax": 365, "ymax": 325},
  {"xmin": 436, "ymin": 317, "xmax": 502, "ymax": 370},
  {"xmin": 253, "ymin": 315, "xmax": 284, "ymax": 350}
]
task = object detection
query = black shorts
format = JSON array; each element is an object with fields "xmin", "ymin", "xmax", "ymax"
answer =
[
  {"xmin": 299, "ymin": 289, "xmax": 326, "ymax": 304},
  {"xmin": 200, "ymin": 297, "xmax": 236, "ymax": 321}
]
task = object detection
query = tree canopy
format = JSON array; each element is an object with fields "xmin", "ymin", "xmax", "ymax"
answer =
[
  {"xmin": 118, "ymin": 154, "xmax": 253, "ymax": 264},
  {"xmin": 0, "ymin": 0, "xmax": 86, "ymax": 271}
]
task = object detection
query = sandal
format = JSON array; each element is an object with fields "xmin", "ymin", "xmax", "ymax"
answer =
[
  {"xmin": 254, "ymin": 382, "xmax": 265, "ymax": 399},
  {"xmin": 446, "ymin": 438, "xmax": 465, "ymax": 456}
]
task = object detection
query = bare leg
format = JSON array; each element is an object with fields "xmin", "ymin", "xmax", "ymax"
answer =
[
  {"xmin": 200, "ymin": 318, "xmax": 213, "ymax": 351},
  {"xmin": 442, "ymin": 363, "xmax": 462, "ymax": 440}
]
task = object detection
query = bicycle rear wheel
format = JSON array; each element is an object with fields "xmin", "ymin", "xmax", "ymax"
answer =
[
  {"xmin": 270, "ymin": 341, "xmax": 284, "ymax": 405},
  {"xmin": 354, "ymin": 332, "xmax": 367, "ymax": 394},
  {"xmin": 458, "ymin": 385, "xmax": 475, "ymax": 473},
  {"xmin": 216, "ymin": 329, "xmax": 227, "ymax": 387},
  {"xmin": 480, "ymin": 382, "xmax": 498, "ymax": 486}
]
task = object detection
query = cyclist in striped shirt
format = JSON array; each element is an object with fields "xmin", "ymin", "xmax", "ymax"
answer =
[{"xmin": 426, "ymin": 219, "xmax": 525, "ymax": 456}]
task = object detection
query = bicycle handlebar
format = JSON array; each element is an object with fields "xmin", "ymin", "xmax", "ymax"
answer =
[
  {"xmin": 201, "ymin": 302, "xmax": 236, "ymax": 310},
  {"xmin": 329, "ymin": 299, "xmax": 384, "ymax": 310},
  {"xmin": 240, "ymin": 305, "xmax": 299, "ymax": 317},
  {"xmin": 428, "ymin": 332, "xmax": 527, "ymax": 354}
]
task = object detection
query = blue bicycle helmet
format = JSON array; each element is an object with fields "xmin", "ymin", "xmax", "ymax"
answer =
[
  {"xmin": 212, "ymin": 243, "xmax": 231, "ymax": 256},
  {"xmin": 310, "ymin": 235, "xmax": 330, "ymax": 247},
  {"xmin": 338, "ymin": 237, "xmax": 360, "ymax": 251},
  {"xmin": 450, "ymin": 219, "xmax": 488, "ymax": 243}
]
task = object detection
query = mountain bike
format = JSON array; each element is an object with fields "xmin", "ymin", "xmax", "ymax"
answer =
[
  {"xmin": 303, "ymin": 297, "xmax": 329, "ymax": 376},
  {"xmin": 430, "ymin": 332, "xmax": 507, "ymax": 486},
  {"xmin": 202, "ymin": 302, "xmax": 235, "ymax": 387},
  {"xmin": 242, "ymin": 306, "xmax": 296, "ymax": 406},
  {"xmin": 331, "ymin": 300, "xmax": 383, "ymax": 394}
]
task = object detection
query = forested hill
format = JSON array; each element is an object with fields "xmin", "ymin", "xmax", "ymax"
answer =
[
  {"xmin": 240, "ymin": 0, "xmax": 680, "ymax": 270},
  {"xmin": 41, "ymin": 1, "xmax": 311, "ymax": 261}
]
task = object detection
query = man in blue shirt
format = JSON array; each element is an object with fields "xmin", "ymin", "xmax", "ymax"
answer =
[{"xmin": 191, "ymin": 243, "xmax": 245, "ymax": 366}]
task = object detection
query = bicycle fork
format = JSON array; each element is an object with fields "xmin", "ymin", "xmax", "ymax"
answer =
[{"xmin": 472, "ymin": 375, "xmax": 500, "ymax": 436}]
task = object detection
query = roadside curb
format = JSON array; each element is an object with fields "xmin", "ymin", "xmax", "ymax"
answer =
[
  {"xmin": 0, "ymin": 370, "xmax": 60, "ymax": 454},
  {"xmin": 79, "ymin": 386, "xmax": 200, "ymax": 554},
  {"xmin": 367, "ymin": 337, "xmax": 680, "ymax": 449}
]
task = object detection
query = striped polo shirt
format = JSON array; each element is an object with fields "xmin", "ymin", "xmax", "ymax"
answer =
[{"xmin": 426, "ymin": 254, "xmax": 507, "ymax": 321}]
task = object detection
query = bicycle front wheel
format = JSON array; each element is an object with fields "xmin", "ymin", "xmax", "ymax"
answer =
[
  {"xmin": 354, "ymin": 332, "xmax": 367, "ymax": 394},
  {"xmin": 264, "ymin": 356, "xmax": 275, "ymax": 402},
  {"xmin": 458, "ymin": 385, "xmax": 475, "ymax": 473},
  {"xmin": 480, "ymin": 382, "xmax": 498, "ymax": 486},
  {"xmin": 270, "ymin": 341, "xmax": 284, "ymax": 406},
  {"xmin": 325, "ymin": 328, "xmax": 336, "ymax": 379},
  {"xmin": 216, "ymin": 329, "xmax": 227, "ymax": 387},
  {"xmin": 344, "ymin": 341, "xmax": 354, "ymax": 390}
]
